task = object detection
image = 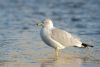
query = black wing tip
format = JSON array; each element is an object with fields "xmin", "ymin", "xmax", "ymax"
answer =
[{"xmin": 82, "ymin": 43, "xmax": 94, "ymax": 48}]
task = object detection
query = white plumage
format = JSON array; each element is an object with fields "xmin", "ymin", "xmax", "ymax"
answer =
[{"xmin": 40, "ymin": 18, "xmax": 93, "ymax": 57}]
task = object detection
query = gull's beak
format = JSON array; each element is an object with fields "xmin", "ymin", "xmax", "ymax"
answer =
[{"xmin": 36, "ymin": 21, "xmax": 44, "ymax": 27}]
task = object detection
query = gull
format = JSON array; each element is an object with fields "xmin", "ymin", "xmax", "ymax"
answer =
[{"xmin": 39, "ymin": 18, "xmax": 93, "ymax": 57}]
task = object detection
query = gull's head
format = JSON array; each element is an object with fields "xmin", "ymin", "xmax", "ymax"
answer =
[{"xmin": 42, "ymin": 18, "xmax": 54, "ymax": 29}]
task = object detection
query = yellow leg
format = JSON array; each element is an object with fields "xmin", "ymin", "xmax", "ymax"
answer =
[{"xmin": 55, "ymin": 49, "xmax": 59, "ymax": 60}]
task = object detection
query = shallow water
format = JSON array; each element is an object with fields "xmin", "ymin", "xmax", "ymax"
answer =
[{"xmin": 0, "ymin": 0, "xmax": 100, "ymax": 67}]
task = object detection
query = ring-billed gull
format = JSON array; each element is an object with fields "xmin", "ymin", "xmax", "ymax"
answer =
[{"xmin": 40, "ymin": 18, "xmax": 93, "ymax": 57}]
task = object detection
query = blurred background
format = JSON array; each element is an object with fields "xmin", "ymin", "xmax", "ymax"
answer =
[{"xmin": 0, "ymin": 0, "xmax": 100, "ymax": 67}]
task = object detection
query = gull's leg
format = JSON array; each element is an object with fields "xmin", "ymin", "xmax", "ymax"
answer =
[{"xmin": 55, "ymin": 48, "xmax": 59, "ymax": 60}]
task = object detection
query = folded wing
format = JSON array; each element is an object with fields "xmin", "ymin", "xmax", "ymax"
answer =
[{"xmin": 51, "ymin": 28, "xmax": 82, "ymax": 47}]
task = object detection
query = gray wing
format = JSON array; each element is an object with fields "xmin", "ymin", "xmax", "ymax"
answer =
[{"xmin": 51, "ymin": 28, "xmax": 82, "ymax": 47}]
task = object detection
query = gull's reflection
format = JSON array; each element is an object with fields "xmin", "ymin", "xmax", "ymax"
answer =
[{"xmin": 40, "ymin": 54, "xmax": 83, "ymax": 67}]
